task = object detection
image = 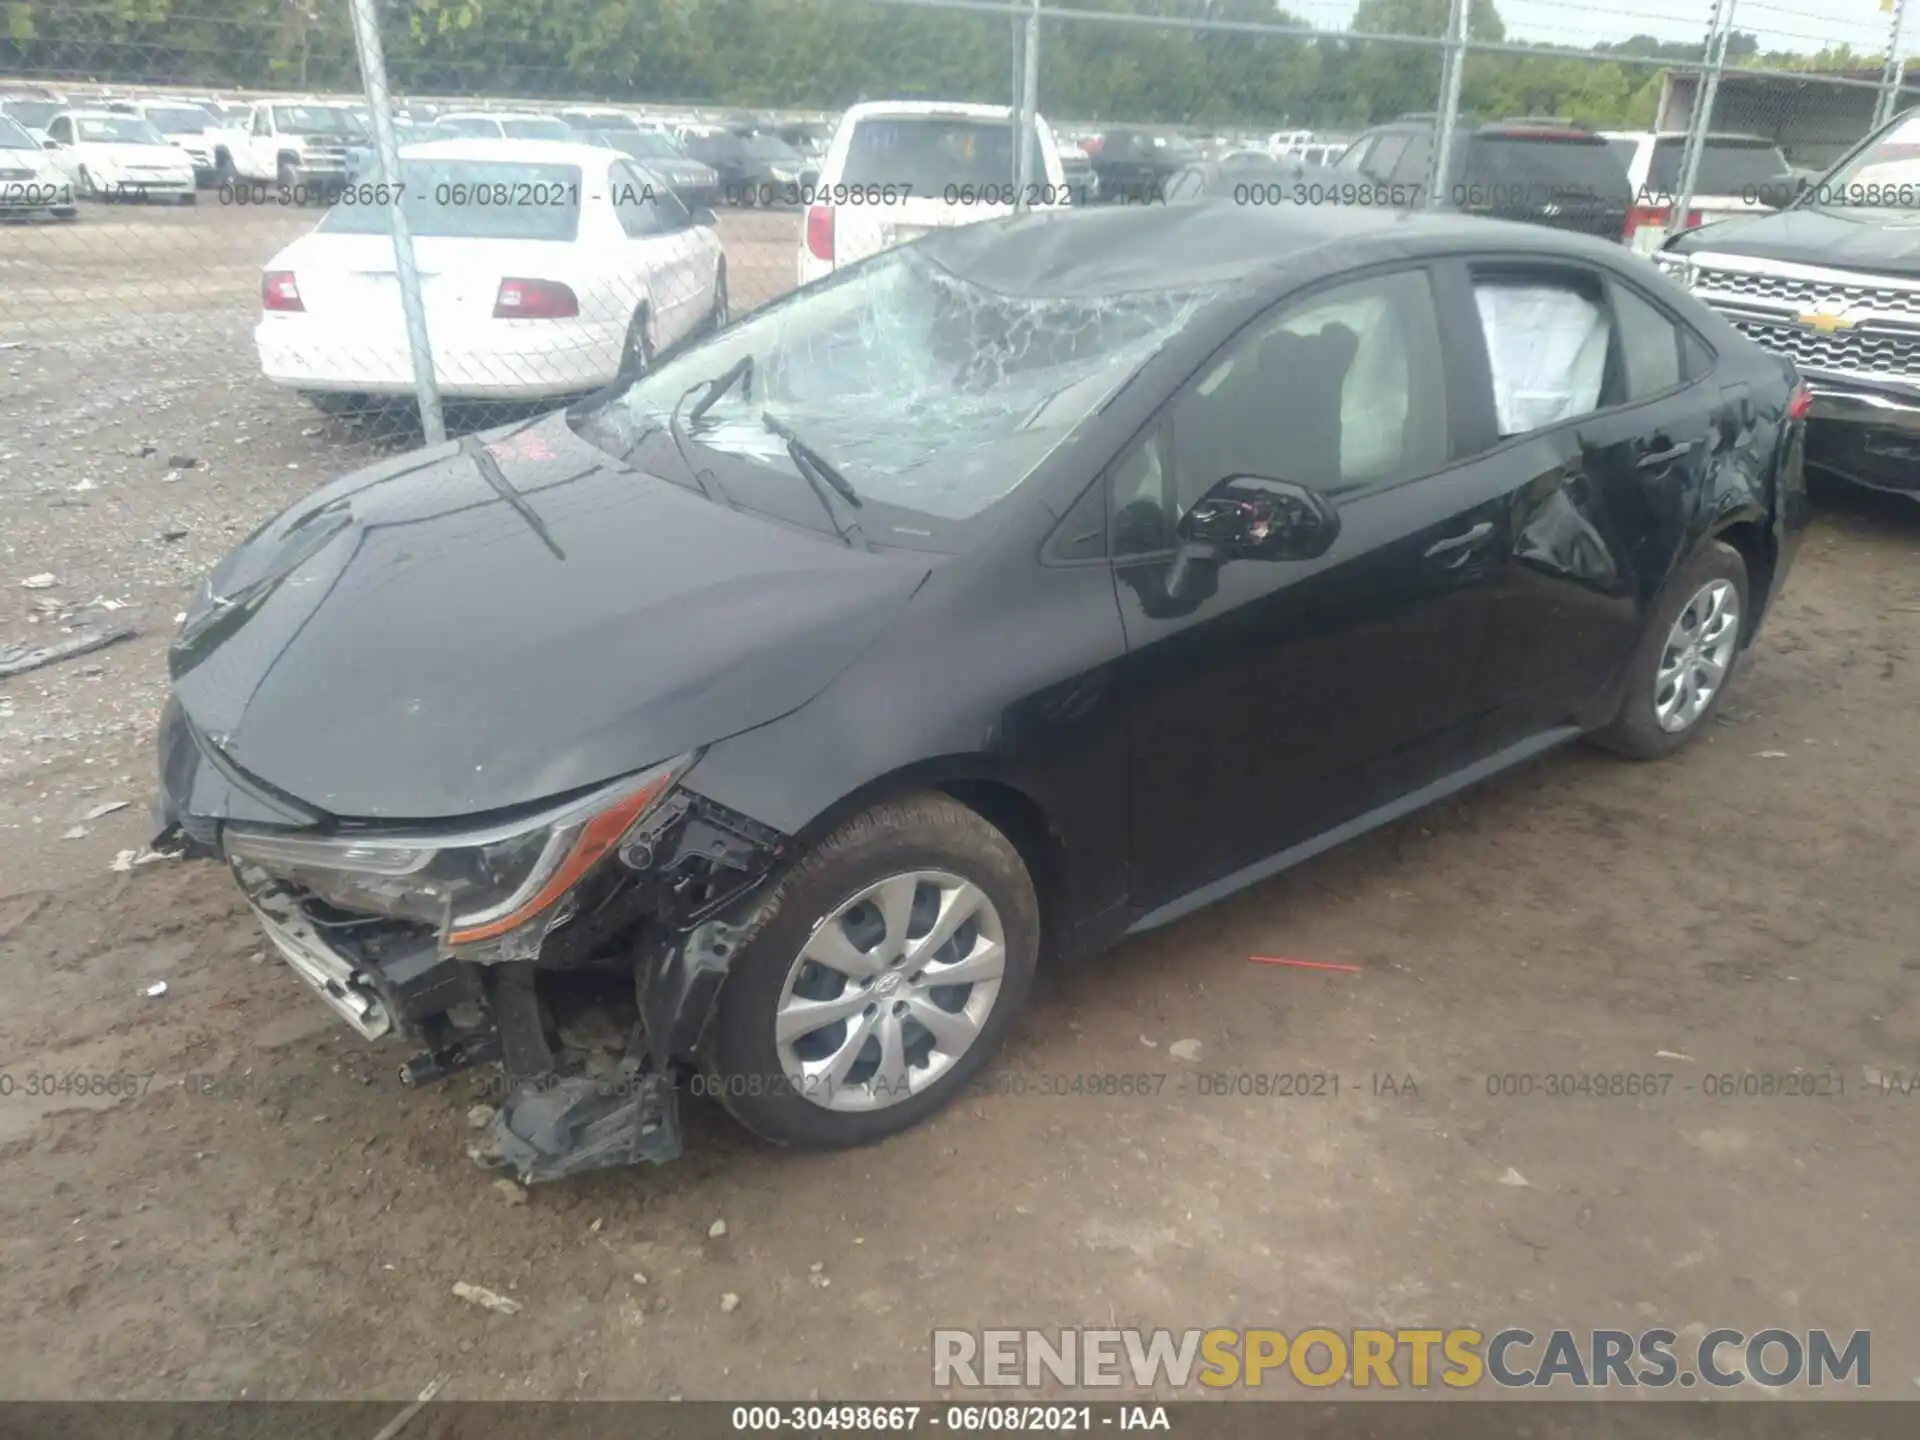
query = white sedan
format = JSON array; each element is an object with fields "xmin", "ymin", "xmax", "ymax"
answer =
[
  {"xmin": 42, "ymin": 111, "xmax": 197, "ymax": 201},
  {"xmin": 254, "ymin": 139, "xmax": 728, "ymax": 404}
]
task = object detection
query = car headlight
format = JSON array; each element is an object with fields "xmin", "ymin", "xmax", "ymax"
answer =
[
  {"xmin": 224, "ymin": 753, "xmax": 694, "ymax": 946},
  {"xmin": 1652, "ymin": 250, "xmax": 1696, "ymax": 288}
]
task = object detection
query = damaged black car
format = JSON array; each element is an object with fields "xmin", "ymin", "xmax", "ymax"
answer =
[{"xmin": 154, "ymin": 199, "xmax": 1810, "ymax": 1183}]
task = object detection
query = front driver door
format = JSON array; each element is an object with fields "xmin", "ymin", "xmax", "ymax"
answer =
[{"xmin": 1114, "ymin": 266, "xmax": 1506, "ymax": 919}]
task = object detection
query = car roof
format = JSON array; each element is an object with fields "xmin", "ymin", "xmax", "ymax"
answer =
[
  {"xmin": 437, "ymin": 110, "xmax": 558, "ymax": 122},
  {"xmin": 396, "ymin": 137, "xmax": 612, "ymax": 165},
  {"xmin": 59, "ymin": 110, "xmax": 135, "ymax": 122},
  {"xmin": 916, "ymin": 195, "xmax": 1644, "ymax": 301},
  {"xmin": 839, "ymin": 100, "xmax": 1032, "ymax": 124}
]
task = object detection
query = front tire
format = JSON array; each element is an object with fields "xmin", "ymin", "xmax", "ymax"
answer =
[
  {"xmin": 1593, "ymin": 539, "xmax": 1749, "ymax": 760},
  {"xmin": 706, "ymin": 792, "xmax": 1040, "ymax": 1149},
  {"xmin": 299, "ymin": 390, "xmax": 370, "ymax": 417}
]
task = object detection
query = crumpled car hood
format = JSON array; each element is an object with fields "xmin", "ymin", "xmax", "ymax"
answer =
[{"xmin": 167, "ymin": 412, "xmax": 930, "ymax": 821}]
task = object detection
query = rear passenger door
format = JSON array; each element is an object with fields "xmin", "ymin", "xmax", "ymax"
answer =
[{"xmin": 1444, "ymin": 257, "xmax": 1719, "ymax": 748}]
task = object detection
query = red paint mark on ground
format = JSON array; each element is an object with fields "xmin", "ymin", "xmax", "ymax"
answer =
[{"xmin": 1247, "ymin": 955, "xmax": 1363, "ymax": 974}]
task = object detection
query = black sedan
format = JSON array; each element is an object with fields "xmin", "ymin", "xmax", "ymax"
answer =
[{"xmin": 152, "ymin": 200, "xmax": 1809, "ymax": 1184}]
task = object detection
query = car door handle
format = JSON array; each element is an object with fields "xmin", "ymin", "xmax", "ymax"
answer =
[
  {"xmin": 1636, "ymin": 440, "xmax": 1698, "ymax": 470},
  {"xmin": 1423, "ymin": 522, "xmax": 1494, "ymax": 561}
]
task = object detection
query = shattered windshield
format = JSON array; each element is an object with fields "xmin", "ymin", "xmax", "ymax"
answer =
[
  {"xmin": 592, "ymin": 245, "xmax": 1213, "ymax": 545},
  {"xmin": 1807, "ymin": 113, "xmax": 1920, "ymax": 215}
]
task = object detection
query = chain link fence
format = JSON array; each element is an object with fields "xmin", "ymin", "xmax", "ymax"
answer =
[{"xmin": 0, "ymin": 0, "xmax": 1911, "ymax": 451}]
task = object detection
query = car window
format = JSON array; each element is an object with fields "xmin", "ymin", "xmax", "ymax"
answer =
[
  {"xmin": 1612, "ymin": 283, "xmax": 1688, "ymax": 399},
  {"xmin": 839, "ymin": 116, "xmax": 1046, "ymax": 192},
  {"xmin": 1334, "ymin": 137, "xmax": 1371, "ymax": 173},
  {"xmin": 1111, "ymin": 269, "xmax": 1449, "ymax": 556},
  {"xmin": 319, "ymin": 160, "xmax": 583, "ymax": 241},
  {"xmin": 49, "ymin": 116, "xmax": 72, "ymax": 144},
  {"xmin": 501, "ymin": 117, "xmax": 570, "ymax": 140},
  {"xmin": 1648, "ymin": 137, "xmax": 1792, "ymax": 195},
  {"xmin": 1361, "ymin": 132, "xmax": 1410, "ymax": 181},
  {"xmin": 253, "ymin": 110, "xmax": 270, "ymax": 137},
  {"xmin": 1472, "ymin": 272, "xmax": 1617, "ymax": 437},
  {"xmin": 611, "ymin": 161, "xmax": 666, "ymax": 235},
  {"xmin": 1606, "ymin": 137, "xmax": 1640, "ymax": 173},
  {"xmin": 2, "ymin": 99, "xmax": 62, "ymax": 129},
  {"xmin": 1390, "ymin": 132, "xmax": 1432, "ymax": 187},
  {"xmin": 77, "ymin": 116, "xmax": 163, "ymax": 144},
  {"xmin": 1459, "ymin": 134, "xmax": 1629, "ymax": 203}
]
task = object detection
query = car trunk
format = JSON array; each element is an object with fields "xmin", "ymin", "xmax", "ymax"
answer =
[{"xmin": 281, "ymin": 234, "xmax": 579, "ymax": 331}]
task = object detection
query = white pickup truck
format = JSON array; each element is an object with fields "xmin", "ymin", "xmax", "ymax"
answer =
[{"xmin": 212, "ymin": 100, "xmax": 365, "ymax": 196}]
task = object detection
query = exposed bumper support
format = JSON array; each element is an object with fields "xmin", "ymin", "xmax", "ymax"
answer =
[
  {"xmin": 1804, "ymin": 381, "xmax": 1920, "ymax": 437},
  {"xmin": 1802, "ymin": 379, "xmax": 1920, "ymax": 499}
]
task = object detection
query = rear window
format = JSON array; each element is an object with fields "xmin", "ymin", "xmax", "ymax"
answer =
[
  {"xmin": 501, "ymin": 117, "xmax": 570, "ymax": 140},
  {"xmin": 434, "ymin": 117, "xmax": 499, "ymax": 138},
  {"xmin": 1, "ymin": 99, "xmax": 60, "ymax": 129},
  {"xmin": 142, "ymin": 106, "xmax": 213, "ymax": 135},
  {"xmin": 1648, "ymin": 137, "xmax": 1792, "ymax": 195},
  {"xmin": 1461, "ymin": 134, "xmax": 1631, "ymax": 201},
  {"xmin": 839, "ymin": 116, "xmax": 1046, "ymax": 192},
  {"xmin": 76, "ymin": 116, "xmax": 164, "ymax": 145},
  {"xmin": 318, "ymin": 160, "xmax": 582, "ymax": 241}
]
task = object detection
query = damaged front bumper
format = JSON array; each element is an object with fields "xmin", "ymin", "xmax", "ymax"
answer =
[{"xmin": 154, "ymin": 707, "xmax": 789, "ymax": 1183}]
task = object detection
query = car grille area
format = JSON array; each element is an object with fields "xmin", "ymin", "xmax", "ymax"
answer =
[
  {"xmin": 1692, "ymin": 257, "xmax": 1920, "ymax": 388},
  {"xmin": 1725, "ymin": 315, "xmax": 1920, "ymax": 382}
]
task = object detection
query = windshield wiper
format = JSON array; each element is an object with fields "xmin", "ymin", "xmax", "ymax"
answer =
[
  {"xmin": 762, "ymin": 410, "xmax": 869, "ymax": 551},
  {"xmin": 667, "ymin": 378, "xmax": 726, "ymax": 505},
  {"xmin": 690, "ymin": 354, "xmax": 753, "ymax": 425}
]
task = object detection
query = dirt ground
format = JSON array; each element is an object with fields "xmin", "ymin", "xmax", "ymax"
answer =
[{"xmin": 1, "ymin": 199, "xmax": 1918, "ymax": 1405}]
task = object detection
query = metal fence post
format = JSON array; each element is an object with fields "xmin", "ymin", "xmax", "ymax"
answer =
[
  {"xmin": 1876, "ymin": 0, "xmax": 1910, "ymax": 129},
  {"xmin": 1013, "ymin": 0, "xmax": 1041, "ymax": 212},
  {"xmin": 1669, "ymin": 0, "xmax": 1736, "ymax": 237},
  {"xmin": 347, "ymin": 0, "xmax": 446, "ymax": 445},
  {"xmin": 1426, "ymin": 0, "xmax": 1469, "ymax": 209}
]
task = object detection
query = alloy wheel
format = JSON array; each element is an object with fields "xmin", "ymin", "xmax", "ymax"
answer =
[
  {"xmin": 1654, "ymin": 578, "xmax": 1740, "ymax": 733},
  {"xmin": 774, "ymin": 870, "xmax": 1007, "ymax": 1113}
]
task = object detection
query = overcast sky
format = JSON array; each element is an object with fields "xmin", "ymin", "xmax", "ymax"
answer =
[{"xmin": 1281, "ymin": 0, "xmax": 1907, "ymax": 56}]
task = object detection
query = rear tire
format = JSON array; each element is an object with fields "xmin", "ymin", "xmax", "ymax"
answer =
[
  {"xmin": 708, "ymin": 262, "xmax": 729, "ymax": 334},
  {"xmin": 616, "ymin": 306, "xmax": 653, "ymax": 383},
  {"xmin": 705, "ymin": 792, "xmax": 1040, "ymax": 1150},
  {"xmin": 1592, "ymin": 539, "xmax": 1749, "ymax": 760}
]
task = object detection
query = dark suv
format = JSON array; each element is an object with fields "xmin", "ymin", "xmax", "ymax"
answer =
[{"xmin": 1336, "ymin": 116, "xmax": 1633, "ymax": 241}]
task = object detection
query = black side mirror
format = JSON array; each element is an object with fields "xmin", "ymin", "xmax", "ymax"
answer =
[
  {"xmin": 1176, "ymin": 474, "xmax": 1340, "ymax": 563},
  {"xmin": 43, "ymin": 138, "xmax": 60, "ymax": 149},
  {"xmin": 690, "ymin": 205, "xmax": 718, "ymax": 227}
]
